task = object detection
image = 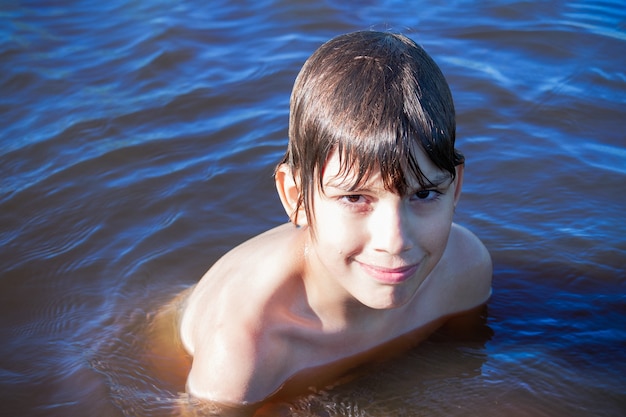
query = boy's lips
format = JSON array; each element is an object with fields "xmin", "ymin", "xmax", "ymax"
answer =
[{"xmin": 356, "ymin": 262, "xmax": 420, "ymax": 284}]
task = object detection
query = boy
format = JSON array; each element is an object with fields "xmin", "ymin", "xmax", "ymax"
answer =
[{"xmin": 179, "ymin": 30, "xmax": 492, "ymax": 407}]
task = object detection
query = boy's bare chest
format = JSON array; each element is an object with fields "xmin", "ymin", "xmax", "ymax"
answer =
[
  {"xmin": 271, "ymin": 296, "xmax": 439, "ymax": 364},
  {"xmin": 260, "ymin": 310, "xmax": 446, "ymax": 401}
]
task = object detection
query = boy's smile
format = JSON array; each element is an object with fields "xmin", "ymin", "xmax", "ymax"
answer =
[
  {"xmin": 302, "ymin": 147, "xmax": 462, "ymax": 313},
  {"xmin": 355, "ymin": 261, "xmax": 420, "ymax": 285}
]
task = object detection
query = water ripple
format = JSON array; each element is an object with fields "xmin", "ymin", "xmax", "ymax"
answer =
[{"xmin": 1, "ymin": 1, "xmax": 625, "ymax": 416}]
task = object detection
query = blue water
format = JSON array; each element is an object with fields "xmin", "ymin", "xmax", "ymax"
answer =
[{"xmin": 1, "ymin": 1, "xmax": 625, "ymax": 416}]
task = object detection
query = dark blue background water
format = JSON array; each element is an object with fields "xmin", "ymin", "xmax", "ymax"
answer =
[{"xmin": 1, "ymin": 1, "xmax": 625, "ymax": 416}]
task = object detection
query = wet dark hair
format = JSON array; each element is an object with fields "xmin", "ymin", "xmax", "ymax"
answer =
[{"xmin": 278, "ymin": 30, "xmax": 464, "ymax": 226}]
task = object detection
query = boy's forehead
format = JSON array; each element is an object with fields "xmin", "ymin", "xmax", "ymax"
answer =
[
  {"xmin": 321, "ymin": 148, "xmax": 451, "ymax": 190},
  {"xmin": 321, "ymin": 149, "xmax": 371, "ymax": 185}
]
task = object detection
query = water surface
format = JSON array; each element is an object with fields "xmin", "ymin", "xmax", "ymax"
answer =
[{"xmin": 1, "ymin": 1, "xmax": 625, "ymax": 416}]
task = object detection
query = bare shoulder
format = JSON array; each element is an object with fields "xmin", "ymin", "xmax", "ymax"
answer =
[
  {"xmin": 180, "ymin": 223, "xmax": 303, "ymax": 404},
  {"xmin": 449, "ymin": 223, "xmax": 492, "ymax": 273},
  {"xmin": 181, "ymin": 224, "xmax": 300, "ymax": 331},
  {"xmin": 441, "ymin": 223, "xmax": 493, "ymax": 313}
]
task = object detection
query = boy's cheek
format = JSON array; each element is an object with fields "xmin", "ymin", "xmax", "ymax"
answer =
[{"xmin": 315, "ymin": 217, "xmax": 364, "ymax": 249}]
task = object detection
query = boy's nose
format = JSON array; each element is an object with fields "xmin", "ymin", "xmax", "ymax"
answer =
[{"xmin": 369, "ymin": 202, "xmax": 414, "ymax": 255}]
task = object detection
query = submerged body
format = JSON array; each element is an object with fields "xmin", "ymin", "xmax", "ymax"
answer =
[{"xmin": 179, "ymin": 149, "xmax": 492, "ymax": 405}]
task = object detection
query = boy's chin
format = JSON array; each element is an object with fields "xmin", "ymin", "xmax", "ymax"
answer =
[{"xmin": 355, "ymin": 286, "xmax": 421, "ymax": 310}]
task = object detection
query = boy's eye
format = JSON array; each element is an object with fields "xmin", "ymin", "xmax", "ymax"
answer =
[
  {"xmin": 342, "ymin": 195, "xmax": 364, "ymax": 204},
  {"xmin": 412, "ymin": 189, "xmax": 441, "ymax": 201}
]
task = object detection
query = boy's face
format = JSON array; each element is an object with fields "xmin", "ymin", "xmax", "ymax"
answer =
[{"xmin": 305, "ymin": 146, "xmax": 462, "ymax": 310}]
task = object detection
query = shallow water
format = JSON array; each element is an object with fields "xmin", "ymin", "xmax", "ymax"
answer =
[{"xmin": 1, "ymin": 0, "xmax": 625, "ymax": 416}]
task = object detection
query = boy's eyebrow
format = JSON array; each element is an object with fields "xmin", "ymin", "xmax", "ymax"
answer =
[
  {"xmin": 324, "ymin": 172, "xmax": 453, "ymax": 192},
  {"xmin": 404, "ymin": 172, "xmax": 454, "ymax": 193},
  {"xmin": 323, "ymin": 172, "xmax": 381, "ymax": 191},
  {"xmin": 423, "ymin": 172, "xmax": 453, "ymax": 186},
  {"xmin": 324, "ymin": 177, "xmax": 368, "ymax": 190}
]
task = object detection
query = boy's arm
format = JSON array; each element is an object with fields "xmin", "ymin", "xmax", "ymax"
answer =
[
  {"xmin": 185, "ymin": 318, "xmax": 288, "ymax": 406},
  {"xmin": 185, "ymin": 329, "xmax": 252, "ymax": 404}
]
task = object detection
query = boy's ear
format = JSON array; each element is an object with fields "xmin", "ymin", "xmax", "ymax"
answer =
[
  {"xmin": 453, "ymin": 163, "xmax": 464, "ymax": 208},
  {"xmin": 275, "ymin": 164, "xmax": 308, "ymax": 226}
]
